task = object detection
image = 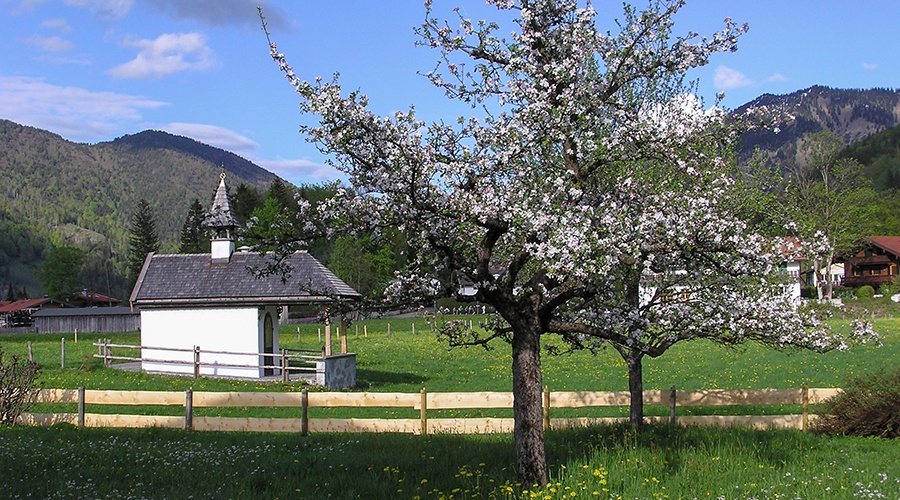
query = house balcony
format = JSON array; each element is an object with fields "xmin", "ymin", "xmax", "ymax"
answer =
[{"xmin": 841, "ymin": 274, "xmax": 894, "ymax": 288}]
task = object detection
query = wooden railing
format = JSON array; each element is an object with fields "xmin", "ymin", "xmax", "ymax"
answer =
[
  {"xmin": 20, "ymin": 385, "xmax": 839, "ymax": 434},
  {"xmin": 93, "ymin": 340, "xmax": 322, "ymax": 381}
]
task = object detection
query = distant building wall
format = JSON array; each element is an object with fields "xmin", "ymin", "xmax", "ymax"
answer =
[{"xmin": 32, "ymin": 307, "xmax": 140, "ymax": 334}]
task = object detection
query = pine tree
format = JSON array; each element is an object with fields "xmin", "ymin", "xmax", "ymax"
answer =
[
  {"xmin": 5, "ymin": 283, "xmax": 14, "ymax": 302},
  {"xmin": 178, "ymin": 199, "xmax": 210, "ymax": 254},
  {"xmin": 127, "ymin": 199, "xmax": 160, "ymax": 287},
  {"xmin": 231, "ymin": 183, "xmax": 264, "ymax": 224},
  {"xmin": 265, "ymin": 178, "xmax": 295, "ymax": 212}
]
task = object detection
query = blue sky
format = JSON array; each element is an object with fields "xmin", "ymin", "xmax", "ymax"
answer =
[{"xmin": 1, "ymin": 0, "xmax": 897, "ymax": 186}]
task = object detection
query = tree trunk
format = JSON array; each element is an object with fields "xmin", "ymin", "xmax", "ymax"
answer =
[
  {"xmin": 812, "ymin": 257, "xmax": 823, "ymax": 300},
  {"xmin": 511, "ymin": 324, "xmax": 548, "ymax": 486},
  {"xmin": 625, "ymin": 351, "xmax": 644, "ymax": 428}
]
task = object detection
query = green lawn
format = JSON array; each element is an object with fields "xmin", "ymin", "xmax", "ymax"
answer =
[
  {"xmin": 1, "ymin": 314, "xmax": 898, "ymax": 498},
  {"xmin": 1, "ymin": 315, "xmax": 895, "ymax": 413},
  {"xmin": 0, "ymin": 419, "xmax": 897, "ymax": 499}
]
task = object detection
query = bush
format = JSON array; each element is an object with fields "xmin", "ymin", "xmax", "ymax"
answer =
[
  {"xmin": 813, "ymin": 366, "xmax": 900, "ymax": 438},
  {"xmin": 0, "ymin": 348, "xmax": 42, "ymax": 425},
  {"xmin": 856, "ymin": 285, "xmax": 875, "ymax": 299},
  {"xmin": 880, "ymin": 276, "xmax": 900, "ymax": 297}
]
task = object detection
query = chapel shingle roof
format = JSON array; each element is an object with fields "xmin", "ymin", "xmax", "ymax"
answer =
[
  {"xmin": 129, "ymin": 251, "xmax": 360, "ymax": 307},
  {"xmin": 205, "ymin": 173, "xmax": 241, "ymax": 229}
]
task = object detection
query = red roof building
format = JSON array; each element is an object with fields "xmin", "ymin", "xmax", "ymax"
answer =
[{"xmin": 0, "ymin": 298, "xmax": 69, "ymax": 328}]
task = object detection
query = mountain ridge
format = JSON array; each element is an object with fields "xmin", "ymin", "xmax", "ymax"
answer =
[
  {"xmin": 735, "ymin": 85, "xmax": 900, "ymax": 170},
  {"xmin": 2, "ymin": 84, "xmax": 900, "ymax": 299},
  {"xmin": 0, "ymin": 119, "xmax": 280, "ymax": 299}
]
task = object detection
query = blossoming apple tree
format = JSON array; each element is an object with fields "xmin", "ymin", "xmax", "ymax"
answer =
[{"xmin": 261, "ymin": 0, "xmax": 874, "ymax": 485}]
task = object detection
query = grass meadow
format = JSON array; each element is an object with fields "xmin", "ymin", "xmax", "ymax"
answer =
[{"xmin": 0, "ymin": 313, "xmax": 898, "ymax": 498}]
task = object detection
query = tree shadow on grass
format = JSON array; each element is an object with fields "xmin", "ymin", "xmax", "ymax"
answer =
[
  {"xmin": 356, "ymin": 368, "xmax": 429, "ymax": 389},
  {"xmin": 547, "ymin": 422, "xmax": 816, "ymax": 479}
]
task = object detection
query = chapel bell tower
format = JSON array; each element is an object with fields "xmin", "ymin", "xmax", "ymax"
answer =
[{"xmin": 206, "ymin": 172, "xmax": 241, "ymax": 261}]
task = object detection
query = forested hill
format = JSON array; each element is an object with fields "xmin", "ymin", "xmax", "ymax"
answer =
[
  {"xmin": 841, "ymin": 123, "xmax": 900, "ymax": 190},
  {"xmin": 109, "ymin": 130, "xmax": 275, "ymax": 186},
  {"xmin": 735, "ymin": 86, "xmax": 900, "ymax": 170},
  {"xmin": 0, "ymin": 119, "xmax": 278, "ymax": 299}
]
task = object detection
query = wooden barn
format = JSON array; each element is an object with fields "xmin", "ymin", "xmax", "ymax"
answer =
[{"xmin": 32, "ymin": 307, "xmax": 140, "ymax": 334}]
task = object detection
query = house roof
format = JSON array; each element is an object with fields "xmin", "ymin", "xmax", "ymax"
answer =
[
  {"xmin": 129, "ymin": 250, "xmax": 361, "ymax": 307},
  {"xmin": 869, "ymin": 236, "xmax": 900, "ymax": 258},
  {"xmin": 777, "ymin": 236, "xmax": 806, "ymax": 262},
  {"xmin": 73, "ymin": 291, "xmax": 120, "ymax": 304},
  {"xmin": 33, "ymin": 306, "xmax": 138, "ymax": 318},
  {"xmin": 0, "ymin": 297, "xmax": 69, "ymax": 313}
]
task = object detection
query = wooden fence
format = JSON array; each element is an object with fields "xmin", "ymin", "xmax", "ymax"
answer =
[
  {"xmin": 93, "ymin": 340, "xmax": 322, "ymax": 381},
  {"xmin": 20, "ymin": 385, "xmax": 840, "ymax": 434}
]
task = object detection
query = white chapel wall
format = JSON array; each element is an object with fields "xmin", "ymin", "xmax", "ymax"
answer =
[{"xmin": 141, "ymin": 307, "xmax": 265, "ymax": 378}]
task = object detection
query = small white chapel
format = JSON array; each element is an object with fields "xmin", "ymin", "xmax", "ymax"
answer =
[{"xmin": 129, "ymin": 173, "xmax": 360, "ymax": 379}]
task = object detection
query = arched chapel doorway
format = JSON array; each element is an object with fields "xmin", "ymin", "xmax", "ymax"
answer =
[{"xmin": 263, "ymin": 312, "xmax": 274, "ymax": 376}]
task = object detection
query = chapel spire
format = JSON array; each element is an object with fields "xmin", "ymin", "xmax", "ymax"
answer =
[{"xmin": 206, "ymin": 172, "xmax": 241, "ymax": 261}]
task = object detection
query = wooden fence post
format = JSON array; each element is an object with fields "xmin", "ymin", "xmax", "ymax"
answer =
[
  {"xmin": 77, "ymin": 386, "xmax": 85, "ymax": 427},
  {"xmin": 412, "ymin": 323, "xmax": 416, "ymax": 335},
  {"xmin": 27, "ymin": 341, "xmax": 33, "ymax": 362},
  {"xmin": 104, "ymin": 339, "xmax": 111, "ymax": 368},
  {"xmin": 281, "ymin": 349, "xmax": 289, "ymax": 382},
  {"xmin": 801, "ymin": 383, "xmax": 809, "ymax": 431},
  {"xmin": 324, "ymin": 321, "xmax": 332, "ymax": 356},
  {"xmin": 669, "ymin": 386, "xmax": 677, "ymax": 425},
  {"xmin": 193, "ymin": 346, "xmax": 201, "ymax": 378},
  {"xmin": 301, "ymin": 387, "xmax": 309, "ymax": 436},
  {"xmin": 185, "ymin": 388, "xmax": 193, "ymax": 431},
  {"xmin": 543, "ymin": 386, "xmax": 551, "ymax": 431},
  {"xmin": 60, "ymin": 338, "xmax": 66, "ymax": 369},
  {"xmin": 420, "ymin": 388, "xmax": 428, "ymax": 435}
]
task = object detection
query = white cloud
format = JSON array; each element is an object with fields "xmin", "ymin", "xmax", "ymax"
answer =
[
  {"xmin": 21, "ymin": 34, "xmax": 74, "ymax": 52},
  {"xmin": 714, "ymin": 65, "xmax": 753, "ymax": 90},
  {"xmin": 160, "ymin": 122, "xmax": 340, "ymax": 183},
  {"xmin": 258, "ymin": 158, "xmax": 343, "ymax": 183},
  {"xmin": 108, "ymin": 32, "xmax": 217, "ymax": 79},
  {"xmin": 160, "ymin": 122, "xmax": 258, "ymax": 153},
  {"xmin": 40, "ymin": 18, "xmax": 74, "ymax": 34},
  {"xmin": 63, "ymin": 0, "xmax": 134, "ymax": 19},
  {"xmin": 766, "ymin": 73, "xmax": 786, "ymax": 82},
  {"xmin": 0, "ymin": 75, "xmax": 168, "ymax": 140},
  {"xmin": 862, "ymin": 62, "xmax": 878, "ymax": 71}
]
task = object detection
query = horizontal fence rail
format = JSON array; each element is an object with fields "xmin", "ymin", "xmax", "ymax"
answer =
[{"xmin": 20, "ymin": 385, "xmax": 841, "ymax": 435}]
